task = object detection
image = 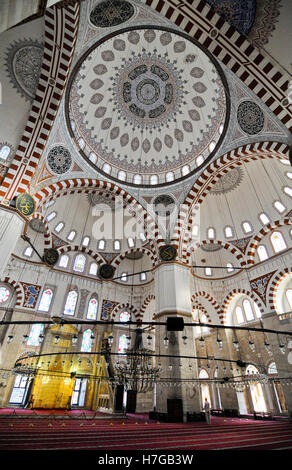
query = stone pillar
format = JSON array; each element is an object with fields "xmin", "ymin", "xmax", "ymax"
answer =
[
  {"xmin": 0, "ymin": 207, "xmax": 25, "ymax": 278},
  {"xmin": 154, "ymin": 263, "xmax": 201, "ymax": 420}
]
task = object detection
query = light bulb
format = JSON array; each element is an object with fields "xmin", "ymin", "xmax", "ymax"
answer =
[
  {"xmin": 233, "ymin": 340, "xmax": 239, "ymax": 351},
  {"xmin": 72, "ymin": 334, "xmax": 78, "ymax": 345},
  {"xmin": 249, "ymin": 341, "xmax": 255, "ymax": 352},
  {"xmin": 217, "ymin": 338, "xmax": 223, "ymax": 350},
  {"xmin": 199, "ymin": 337, "xmax": 205, "ymax": 348},
  {"xmin": 279, "ymin": 344, "xmax": 286, "ymax": 354},
  {"xmin": 163, "ymin": 337, "xmax": 169, "ymax": 348},
  {"xmin": 146, "ymin": 335, "xmax": 152, "ymax": 346},
  {"xmin": 182, "ymin": 335, "xmax": 188, "ymax": 345},
  {"xmin": 7, "ymin": 335, "xmax": 14, "ymax": 344}
]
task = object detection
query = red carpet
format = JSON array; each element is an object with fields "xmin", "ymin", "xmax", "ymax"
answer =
[{"xmin": 0, "ymin": 415, "xmax": 291, "ymax": 450}]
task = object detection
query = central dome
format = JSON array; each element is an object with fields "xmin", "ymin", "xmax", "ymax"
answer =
[{"xmin": 66, "ymin": 27, "xmax": 229, "ymax": 186}]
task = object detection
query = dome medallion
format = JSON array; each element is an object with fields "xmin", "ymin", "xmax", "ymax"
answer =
[{"xmin": 66, "ymin": 27, "xmax": 229, "ymax": 186}]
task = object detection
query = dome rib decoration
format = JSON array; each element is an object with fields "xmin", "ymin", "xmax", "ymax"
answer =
[{"xmin": 66, "ymin": 27, "xmax": 229, "ymax": 186}]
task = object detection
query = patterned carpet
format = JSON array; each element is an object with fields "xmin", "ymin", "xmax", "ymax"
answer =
[{"xmin": 0, "ymin": 415, "xmax": 291, "ymax": 450}]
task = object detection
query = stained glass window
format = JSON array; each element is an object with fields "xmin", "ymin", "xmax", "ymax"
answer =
[
  {"xmin": 120, "ymin": 311, "xmax": 130, "ymax": 322},
  {"xmin": 38, "ymin": 288, "xmax": 53, "ymax": 312},
  {"xmin": 87, "ymin": 297, "xmax": 98, "ymax": 319},
  {"xmin": 118, "ymin": 334, "xmax": 128, "ymax": 354},
  {"xmin": 81, "ymin": 329, "xmax": 93, "ymax": 352},
  {"xmin": 27, "ymin": 323, "xmax": 44, "ymax": 346},
  {"xmin": 64, "ymin": 290, "xmax": 78, "ymax": 316},
  {"xmin": 73, "ymin": 254, "xmax": 86, "ymax": 272},
  {"xmin": 270, "ymin": 231, "xmax": 287, "ymax": 253},
  {"xmin": 0, "ymin": 287, "xmax": 10, "ymax": 303}
]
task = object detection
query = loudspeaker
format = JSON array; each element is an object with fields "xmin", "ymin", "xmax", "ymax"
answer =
[{"xmin": 166, "ymin": 317, "xmax": 184, "ymax": 331}]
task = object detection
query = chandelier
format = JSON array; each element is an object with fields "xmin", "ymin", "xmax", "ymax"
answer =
[{"xmin": 113, "ymin": 328, "xmax": 160, "ymax": 393}]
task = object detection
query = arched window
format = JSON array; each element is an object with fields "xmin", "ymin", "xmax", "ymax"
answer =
[
  {"xmin": 89, "ymin": 152, "xmax": 97, "ymax": 163},
  {"xmin": 59, "ymin": 255, "xmax": 69, "ymax": 268},
  {"xmin": 82, "ymin": 236, "xmax": 90, "ymax": 247},
  {"xmin": 205, "ymin": 267, "xmax": 212, "ymax": 276},
  {"xmin": 257, "ymin": 245, "xmax": 269, "ymax": 261},
  {"xmin": 27, "ymin": 324, "xmax": 44, "ymax": 346},
  {"xmin": 38, "ymin": 288, "xmax": 53, "ymax": 312},
  {"xmin": 150, "ymin": 174, "xmax": 158, "ymax": 185},
  {"xmin": 103, "ymin": 163, "xmax": 111, "ymax": 174},
  {"xmin": 0, "ymin": 145, "xmax": 11, "ymax": 160},
  {"xmin": 270, "ymin": 231, "xmax": 287, "ymax": 253},
  {"xmin": 0, "ymin": 286, "xmax": 10, "ymax": 303},
  {"xmin": 225, "ymin": 226, "xmax": 233, "ymax": 238},
  {"xmin": 235, "ymin": 306, "xmax": 244, "ymax": 324},
  {"xmin": 259, "ymin": 213, "xmax": 270, "ymax": 225},
  {"xmin": 24, "ymin": 247, "xmax": 33, "ymax": 257},
  {"xmin": 98, "ymin": 239, "xmax": 105, "ymax": 250},
  {"xmin": 47, "ymin": 212, "xmax": 56, "ymax": 222},
  {"xmin": 286, "ymin": 289, "xmax": 292, "ymax": 310},
  {"xmin": 273, "ymin": 201, "xmax": 286, "ymax": 213},
  {"xmin": 54, "ymin": 222, "xmax": 64, "ymax": 233},
  {"xmin": 87, "ymin": 297, "xmax": 98, "ymax": 320},
  {"xmin": 284, "ymin": 187, "xmax": 292, "ymax": 198},
  {"xmin": 253, "ymin": 302, "xmax": 262, "ymax": 319},
  {"xmin": 242, "ymin": 221, "xmax": 252, "ymax": 233},
  {"xmin": 127, "ymin": 238, "xmax": 134, "ymax": 248},
  {"xmin": 196, "ymin": 155, "xmax": 204, "ymax": 166},
  {"xmin": 118, "ymin": 170, "xmax": 126, "ymax": 181},
  {"xmin": 118, "ymin": 334, "xmax": 128, "ymax": 354},
  {"xmin": 199, "ymin": 369, "xmax": 211, "ymax": 408},
  {"xmin": 182, "ymin": 165, "xmax": 190, "ymax": 176},
  {"xmin": 166, "ymin": 172, "xmax": 174, "ymax": 182},
  {"xmin": 120, "ymin": 311, "xmax": 130, "ymax": 322},
  {"xmin": 226, "ymin": 263, "xmax": 234, "ymax": 272},
  {"xmin": 200, "ymin": 313, "xmax": 209, "ymax": 333},
  {"xmin": 114, "ymin": 240, "xmax": 120, "ymax": 251},
  {"xmin": 73, "ymin": 254, "xmax": 86, "ymax": 272},
  {"xmin": 243, "ymin": 299, "xmax": 254, "ymax": 321},
  {"xmin": 133, "ymin": 174, "xmax": 142, "ymax": 184},
  {"xmin": 64, "ymin": 290, "xmax": 78, "ymax": 316},
  {"xmin": 209, "ymin": 141, "xmax": 216, "ymax": 152},
  {"xmin": 81, "ymin": 329, "xmax": 93, "ymax": 352},
  {"xmin": 67, "ymin": 231, "xmax": 76, "ymax": 241},
  {"xmin": 89, "ymin": 263, "xmax": 98, "ymax": 276},
  {"xmin": 78, "ymin": 138, "xmax": 85, "ymax": 149},
  {"xmin": 268, "ymin": 362, "xmax": 278, "ymax": 375},
  {"xmin": 207, "ymin": 227, "xmax": 215, "ymax": 239}
]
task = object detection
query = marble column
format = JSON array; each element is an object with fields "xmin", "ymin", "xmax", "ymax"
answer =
[{"xmin": 154, "ymin": 263, "xmax": 201, "ymax": 419}]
